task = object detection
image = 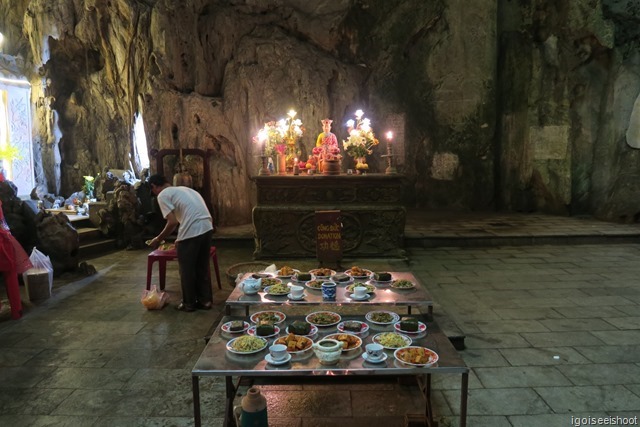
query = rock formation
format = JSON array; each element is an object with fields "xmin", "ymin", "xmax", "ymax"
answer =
[{"xmin": 0, "ymin": 0, "xmax": 637, "ymax": 224}]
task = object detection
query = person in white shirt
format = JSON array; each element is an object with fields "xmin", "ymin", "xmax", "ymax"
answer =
[{"xmin": 148, "ymin": 174, "xmax": 214, "ymax": 311}]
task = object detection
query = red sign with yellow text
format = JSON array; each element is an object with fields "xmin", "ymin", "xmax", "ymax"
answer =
[{"xmin": 315, "ymin": 210, "xmax": 342, "ymax": 263}]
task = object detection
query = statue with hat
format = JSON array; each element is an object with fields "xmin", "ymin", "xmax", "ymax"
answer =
[{"xmin": 313, "ymin": 119, "xmax": 341, "ymax": 173}]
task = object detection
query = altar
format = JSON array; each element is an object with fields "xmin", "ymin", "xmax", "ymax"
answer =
[{"xmin": 252, "ymin": 174, "xmax": 406, "ymax": 259}]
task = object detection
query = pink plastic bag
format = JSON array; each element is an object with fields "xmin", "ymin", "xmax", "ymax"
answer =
[{"xmin": 140, "ymin": 285, "xmax": 167, "ymax": 310}]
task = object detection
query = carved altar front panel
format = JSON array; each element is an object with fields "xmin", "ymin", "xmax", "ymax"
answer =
[{"xmin": 252, "ymin": 174, "xmax": 406, "ymax": 259}]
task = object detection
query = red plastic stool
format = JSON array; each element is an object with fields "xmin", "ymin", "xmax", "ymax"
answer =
[{"xmin": 146, "ymin": 246, "xmax": 221, "ymax": 291}]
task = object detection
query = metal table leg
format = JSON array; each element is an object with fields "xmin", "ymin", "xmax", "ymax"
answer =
[
  {"xmin": 225, "ymin": 376, "xmax": 236, "ymax": 426},
  {"xmin": 460, "ymin": 372, "xmax": 469, "ymax": 427},
  {"xmin": 192, "ymin": 375, "xmax": 201, "ymax": 427}
]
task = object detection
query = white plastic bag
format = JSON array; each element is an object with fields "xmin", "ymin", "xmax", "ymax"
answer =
[
  {"xmin": 141, "ymin": 285, "xmax": 168, "ymax": 310},
  {"xmin": 22, "ymin": 247, "xmax": 54, "ymax": 298}
]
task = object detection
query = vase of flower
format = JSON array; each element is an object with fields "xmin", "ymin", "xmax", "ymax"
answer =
[
  {"xmin": 277, "ymin": 154, "xmax": 287, "ymax": 175},
  {"xmin": 354, "ymin": 157, "xmax": 368, "ymax": 174}
]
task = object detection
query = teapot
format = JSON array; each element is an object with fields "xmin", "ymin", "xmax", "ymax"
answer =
[
  {"xmin": 240, "ymin": 277, "xmax": 262, "ymax": 295},
  {"xmin": 312, "ymin": 338, "xmax": 342, "ymax": 365}
]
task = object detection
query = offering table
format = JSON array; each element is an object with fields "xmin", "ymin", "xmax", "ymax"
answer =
[
  {"xmin": 191, "ymin": 314, "xmax": 468, "ymax": 427},
  {"xmin": 252, "ymin": 174, "xmax": 406, "ymax": 259},
  {"xmin": 226, "ymin": 272, "xmax": 433, "ymax": 318}
]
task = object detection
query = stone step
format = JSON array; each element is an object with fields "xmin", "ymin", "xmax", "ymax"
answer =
[{"xmin": 77, "ymin": 237, "xmax": 118, "ymax": 259}]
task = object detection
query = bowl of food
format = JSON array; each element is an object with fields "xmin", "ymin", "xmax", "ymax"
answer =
[
  {"xmin": 250, "ymin": 310, "xmax": 286, "ymax": 324},
  {"xmin": 391, "ymin": 279, "xmax": 415, "ymax": 289},
  {"xmin": 337, "ymin": 320, "xmax": 369, "ymax": 334},
  {"xmin": 365, "ymin": 310, "xmax": 400, "ymax": 325},
  {"xmin": 276, "ymin": 266, "xmax": 300, "ymax": 279},
  {"xmin": 345, "ymin": 266, "xmax": 373, "ymax": 280},
  {"xmin": 274, "ymin": 333, "xmax": 313, "ymax": 354},
  {"xmin": 226, "ymin": 335, "xmax": 268, "ymax": 354},
  {"xmin": 265, "ymin": 283, "xmax": 290, "ymax": 296},
  {"xmin": 324, "ymin": 333, "xmax": 363, "ymax": 351},
  {"xmin": 394, "ymin": 346, "xmax": 438, "ymax": 367},
  {"xmin": 306, "ymin": 311, "xmax": 341, "ymax": 327},
  {"xmin": 372, "ymin": 332, "xmax": 412, "ymax": 349},
  {"xmin": 309, "ymin": 268, "xmax": 336, "ymax": 279}
]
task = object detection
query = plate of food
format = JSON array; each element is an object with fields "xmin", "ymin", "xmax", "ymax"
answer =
[
  {"xmin": 221, "ymin": 320, "xmax": 250, "ymax": 334},
  {"xmin": 274, "ymin": 333, "xmax": 313, "ymax": 354},
  {"xmin": 365, "ymin": 310, "xmax": 401, "ymax": 325},
  {"xmin": 304, "ymin": 279, "xmax": 326, "ymax": 290},
  {"xmin": 247, "ymin": 324, "xmax": 281, "ymax": 338},
  {"xmin": 344, "ymin": 266, "xmax": 373, "ymax": 280},
  {"xmin": 325, "ymin": 333, "xmax": 363, "ymax": 351},
  {"xmin": 309, "ymin": 268, "xmax": 336, "ymax": 279},
  {"xmin": 250, "ymin": 310, "xmax": 286, "ymax": 325},
  {"xmin": 391, "ymin": 279, "xmax": 415, "ymax": 289},
  {"xmin": 260, "ymin": 277, "xmax": 283, "ymax": 290},
  {"xmin": 372, "ymin": 332, "xmax": 412, "ymax": 350},
  {"xmin": 226, "ymin": 335, "xmax": 268, "ymax": 355},
  {"xmin": 285, "ymin": 320, "xmax": 318, "ymax": 337},
  {"xmin": 337, "ymin": 320, "xmax": 369, "ymax": 335},
  {"xmin": 251, "ymin": 272, "xmax": 275, "ymax": 279},
  {"xmin": 292, "ymin": 272, "xmax": 314, "ymax": 283},
  {"xmin": 306, "ymin": 311, "xmax": 342, "ymax": 327},
  {"xmin": 370, "ymin": 272, "xmax": 393, "ymax": 286},
  {"xmin": 331, "ymin": 272, "xmax": 353, "ymax": 284},
  {"xmin": 276, "ymin": 266, "xmax": 300, "ymax": 279},
  {"xmin": 394, "ymin": 346, "xmax": 439, "ymax": 367},
  {"xmin": 394, "ymin": 318, "xmax": 427, "ymax": 334},
  {"xmin": 345, "ymin": 283, "xmax": 376, "ymax": 294},
  {"xmin": 264, "ymin": 283, "xmax": 290, "ymax": 296}
]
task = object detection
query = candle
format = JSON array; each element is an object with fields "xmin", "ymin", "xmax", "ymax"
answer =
[
  {"xmin": 293, "ymin": 158, "xmax": 299, "ymax": 175},
  {"xmin": 386, "ymin": 131, "xmax": 393, "ymax": 141}
]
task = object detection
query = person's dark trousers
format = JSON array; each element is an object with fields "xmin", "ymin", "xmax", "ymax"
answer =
[{"xmin": 176, "ymin": 230, "xmax": 214, "ymax": 307}]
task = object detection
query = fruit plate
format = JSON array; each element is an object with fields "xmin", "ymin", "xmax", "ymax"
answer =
[
  {"xmin": 250, "ymin": 310, "xmax": 286, "ymax": 325},
  {"xmin": 306, "ymin": 311, "xmax": 342, "ymax": 327},
  {"xmin": 394, "ymin": 321, "xmax": 427, "ymax": 334},
  {"xmin": 365, "ymin": 310, "xmax": 400, "ymax": 325},
  {"xmin": 394, "ymin": 346, "xmax": 439, "ymax": 367},
  {"xmin": 337, "ymin": 320, "xmax": 369, "ymax": 335},
  {"xmin": 221, "ymin": 321, "xmax": 250, "ymax": 334},
  {"xmin": 372, "ymin": 332, "xmax": 412, "ymax": 350},
  {"xmin": 247, "ymin": 325, "xmax": 281, "ymax": 338},
  {"xmin": 325, "ymin": 333, "xmax": 363, "ymax": 351},
  {"xmin": 226, "ymin": 336, "xmax": 268, "ymax": 355}
]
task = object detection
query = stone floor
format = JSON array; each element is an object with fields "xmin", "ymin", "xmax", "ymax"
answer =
[{"xmin": 1, "ymin": 212, "xmax": 640, "ymax": 426}]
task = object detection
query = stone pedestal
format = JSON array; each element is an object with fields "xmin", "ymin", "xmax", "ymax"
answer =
[{"xmin": 252, "ymin": 174, "xmax": 406, "ymax": 259}]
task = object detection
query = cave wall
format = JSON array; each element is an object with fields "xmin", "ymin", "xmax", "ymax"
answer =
[{"xmin": 0, "ymin": 0, "xmax": 638, "ymax": 225}]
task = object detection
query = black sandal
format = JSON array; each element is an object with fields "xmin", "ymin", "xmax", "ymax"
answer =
[
  {"xmin": 196, "ymin": 301, "xmax": 213, "ymax": 310},
  {"xmin": 176, "ymin": 302, "xmax": 196, "ymax": 312}
]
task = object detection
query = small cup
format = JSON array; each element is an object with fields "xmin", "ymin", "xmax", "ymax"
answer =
[
  {"xmin": 289, "ymin": 285, "xmax": 304, "ymax": 299},
  {"xmin": 269, "ymin": 344, "xmax": 288, "ymax": 361},
  {"xmin": 365, "ymin": 343, "xmax": 384, "ymax": 361},
  {"xmin": 353, "ymin": 286, "xmax": 367, "ymax": 298},
  {"xmin": 321, "ymin": 281, "xmax": 337, "ymax": 301}
]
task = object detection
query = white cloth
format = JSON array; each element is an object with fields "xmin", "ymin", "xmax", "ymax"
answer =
[{"xmin": 157, "ymin": 186, "xmax": 213, "ymax": 241}]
